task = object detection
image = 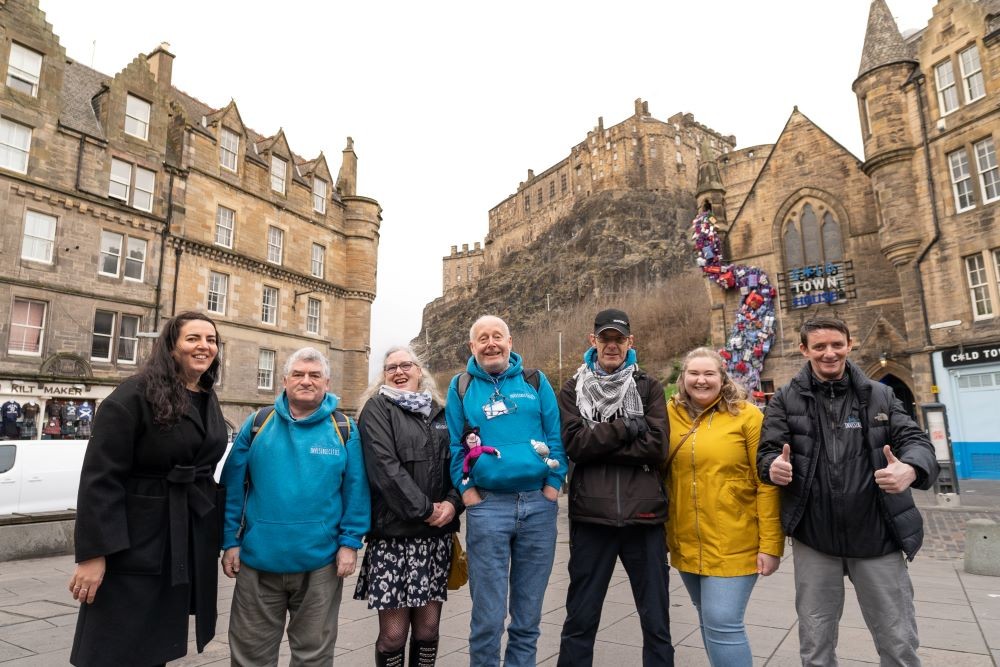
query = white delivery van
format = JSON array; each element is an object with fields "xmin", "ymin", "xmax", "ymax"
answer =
[{"xmin": 0, "ymin": 440, "xmax": 88, "ymax": 515}]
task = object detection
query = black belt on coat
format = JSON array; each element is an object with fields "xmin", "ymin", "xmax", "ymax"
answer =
[{"xmin": 163, "ymin": 464, "xmax": 216, "ymax": 587}]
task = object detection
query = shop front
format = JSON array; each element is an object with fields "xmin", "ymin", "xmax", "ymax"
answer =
[
  {"xmin": 0, "ymin": 380, "xmax": 114, "ymax": 441},
  {"xmin": 933, "ymin": 342, "xmax": 1000, "ymax": 480}
]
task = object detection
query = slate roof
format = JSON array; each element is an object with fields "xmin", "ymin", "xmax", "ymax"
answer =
[
  {"xmin": 858, "ymin": 0, "xmax": 916, "ymax": 78},
  {"xmin": 57, "ymin": 53, "xmax": 323, "ymax": 171},
  {"xmin": 59, "ymin": 60, "xmax": 108, "ymax": 140}
]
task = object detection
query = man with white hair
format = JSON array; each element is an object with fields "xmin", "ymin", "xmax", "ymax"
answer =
[
  {"xmin": 221, "ymin": 346, "xmax": 370, "ymax": 665},
  {"xmin": 446, "ymin": 315, "xmax": 567, "ymax": 667}
]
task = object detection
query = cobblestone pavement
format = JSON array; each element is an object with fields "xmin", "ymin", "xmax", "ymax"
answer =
[{"xmin": 914, "ymin": 479, "xmax": 1000, "ymax": 560}]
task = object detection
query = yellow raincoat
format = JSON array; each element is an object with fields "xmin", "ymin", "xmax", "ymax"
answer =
[{"xmin": 665, "ymin": 396, "xmax": 784, "ymax": 576}]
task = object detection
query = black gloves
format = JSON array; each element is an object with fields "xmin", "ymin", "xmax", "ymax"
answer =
[{"xmin": 623, "ymin": 415, "xmax": 649, "ymax": 440}]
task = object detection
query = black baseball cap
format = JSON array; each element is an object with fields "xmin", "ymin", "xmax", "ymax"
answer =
[{"xmin": 594, "ymin": 309, "xmax": 630, "ymax": 336}]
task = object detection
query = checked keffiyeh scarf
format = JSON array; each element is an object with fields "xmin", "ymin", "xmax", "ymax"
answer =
[
  {"xmin": 574, "ymin": 347, "xmax": 643, "ymax": 425},
  {"xmin": 379, "ymin": 385, "xmax": 433, "ymax": 416}
]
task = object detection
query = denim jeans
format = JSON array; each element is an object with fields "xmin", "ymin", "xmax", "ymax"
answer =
[
  {"xmin": 465, "ymin": 489, "xmax": 558, "ymax": 667},
  {"xmin": 679, "ymin": 571, "xmax": 758, "ymax": 667}
]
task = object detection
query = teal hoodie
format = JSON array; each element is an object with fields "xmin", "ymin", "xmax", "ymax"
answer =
[
  {"xmin": 446, "ymin": 351, "xmax": 566, "ymax": 494},
  {"xmin": 221, "ymin": 391, "xmax": 370, "ymax": 574}
]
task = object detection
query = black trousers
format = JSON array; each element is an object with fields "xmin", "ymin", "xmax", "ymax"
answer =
[{"xmin": 557, "ymin": 521, "xmax": 674, "ymax": 666}]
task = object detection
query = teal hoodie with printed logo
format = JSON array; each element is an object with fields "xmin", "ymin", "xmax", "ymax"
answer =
[
  {"xmin": 221, "ymin": 391, "xmax": 370, "ymax": 573},
  {"xmin": 446, "ymin": 351, "xmax": 567, "ymax": 494}
]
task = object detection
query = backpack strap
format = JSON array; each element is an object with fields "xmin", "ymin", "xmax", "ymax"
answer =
[
  {"xmin": 522, "ymin": 368, "xmax": 541, "ymax": 392},
  {"xmin": 249, "ymin": 405, "xmax": 275, "ymax": 443},
  {"xmin": 332, "ymin": 410, "xmax": 351, "ymax": 445},
  {"xmin": 457, "ymin": 372, "xmax": 473, "ymax": 401}
]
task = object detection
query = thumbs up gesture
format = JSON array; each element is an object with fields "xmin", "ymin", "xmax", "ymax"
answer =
[
  {"xmin": 769, "ymin": 443, "xmax": 793, "ymax": 486},
  {"xmin": 874, "ymin": 444, "xmax": 916, "ymax": 494}
]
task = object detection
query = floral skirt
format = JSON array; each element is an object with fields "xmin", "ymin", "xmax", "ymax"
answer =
[{"xmin": 353, "ymin": 534, "xmax": 452, "ymax": 610}]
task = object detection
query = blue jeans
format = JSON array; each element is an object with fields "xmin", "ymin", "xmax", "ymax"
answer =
[
  {"xmin": 679, "ymin": 571, "xmax": 758, "ymax": 667},
  {"xmin": 465, "ymin": 489, "xmax": 558, "ymax": 667}
]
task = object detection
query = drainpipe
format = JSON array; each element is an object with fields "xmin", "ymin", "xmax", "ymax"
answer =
[
  {"xmin": 914, "ymin": 75, "xmax": 942, "ymax": 400},
  {"xmin": 154, "ymin": 170, "xmax": 175, "ymax": 325}
]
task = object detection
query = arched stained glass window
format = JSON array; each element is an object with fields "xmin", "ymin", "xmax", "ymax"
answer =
[
  {"xmin": 783, "ymin": 199, "xmax": 844, "ymax": 269},
  {"xmin": 822, "ymin": 212, "xmax": 843, "ymax": 262},
  {"xmin": 801, "ymin": 204, "xmax": 821, "ymax": 264},
  {"xmin": 784, "ymin": 221, "xmax": 804, "ymax": 268}
]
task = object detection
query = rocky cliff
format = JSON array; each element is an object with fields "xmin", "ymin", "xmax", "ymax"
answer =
[{"xmin": 414, "ymin": 188, "xmax": 697, "ymax": 371}]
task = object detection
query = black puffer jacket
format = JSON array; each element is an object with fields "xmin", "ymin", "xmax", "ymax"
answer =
[
  {"xmin": 757, "ymin": 361, "xmax": 938, "ymax": 560},
  {"xmin": 559, "ymin": 368, "xmax": 669, "ymax": 527},
  {"xmin": 358, "ymin": 395, "xmax": 462, "ymax": 539}
]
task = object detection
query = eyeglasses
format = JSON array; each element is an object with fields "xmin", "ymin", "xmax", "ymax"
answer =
[
  {"xmin": 384, "ymin": 361, "xmax": 418, "ymax": 374},
  {"xmin": 597, "ymin": 333, "xmax": 629, "ymax": 345}
]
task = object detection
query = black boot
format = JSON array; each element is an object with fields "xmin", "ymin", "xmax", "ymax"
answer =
[
  {"xmin": 408, "ymin": 638, "xmax": 439, "ymax": 667},
  {"xmin": 376, "ymin": 646, "xmax": 405, "ymax": 667}
]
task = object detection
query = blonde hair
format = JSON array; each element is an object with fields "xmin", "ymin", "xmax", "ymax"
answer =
[
  {"xmin": 675, "ymin": 347, "xmax": 748, "ymax": 418},
  {"xmin": 358, "ymin": 345, "xmax": 444, "ymax": 412}
]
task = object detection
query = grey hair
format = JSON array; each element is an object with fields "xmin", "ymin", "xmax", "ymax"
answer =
[
  {"xmin": 283, "ymin": 346, "xmax": 330, "ymax": 379},
  {"xmin": 468, "ymin": 314, "xmax": 510, "ymax": 343},
  {"xmin": 358, "ymin": 344, "xmax": 444, "ymax": 411}
]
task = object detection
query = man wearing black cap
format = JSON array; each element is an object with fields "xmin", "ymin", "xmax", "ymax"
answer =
[{"xmin": 556, "ymin": 309, "xmax": 673, "ymax": 666}]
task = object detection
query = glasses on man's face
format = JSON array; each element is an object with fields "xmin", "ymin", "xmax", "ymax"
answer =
[
  {"xmin": 597, "ymin": 333, "xmax": 628, "ymax": 346},
  {"xmin": 384, "ymin": 361, "xmax": 418, "ymax": 374}
]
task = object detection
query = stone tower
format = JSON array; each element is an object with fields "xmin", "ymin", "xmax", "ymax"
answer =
[{"xmin": 852, "ymin": 0, "xmax": 930, "ymax": 349}]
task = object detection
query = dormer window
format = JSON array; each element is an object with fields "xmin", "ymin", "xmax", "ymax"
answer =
[
  {"xmin": 125, "ymin": 94, "xmax": 151, "ymax": 140},
  {"xmin": 219, "ymin": 127, "xmax": 239, "ymax": 171},
  {"xmin": 313, "ymin": 178, "xmax": 327, "ymax": 213},
  {"xmin": 6, "ymin": 43, "xmax": 42, "ymax": 97},
  {"xmin": 270, "ymin": 154, "xmax": 286, "ymax": 194}
]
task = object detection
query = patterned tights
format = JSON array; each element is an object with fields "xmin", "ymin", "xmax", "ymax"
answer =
[{"xmin": 375, "ymin": 601, "xmax": 443, "ymax": 653}]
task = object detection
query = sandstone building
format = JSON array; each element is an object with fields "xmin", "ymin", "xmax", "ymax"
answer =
[
  {"xmin": 703, "ymin": 0, "xmax": 1000, "ymax": 479},
  {"xmin": 0, "ymin": 0, "xmax": 380, "ymax": 432}
]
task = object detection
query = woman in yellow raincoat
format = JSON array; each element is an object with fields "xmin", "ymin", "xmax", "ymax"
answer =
[{"xmin": 666, "ymin": 347, "xmax": 784, "ymax": 666}]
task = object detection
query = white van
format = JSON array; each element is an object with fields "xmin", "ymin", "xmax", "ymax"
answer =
[{"xmin": 0, "ymin": 440, "xmax": 88, "ymax": 515}]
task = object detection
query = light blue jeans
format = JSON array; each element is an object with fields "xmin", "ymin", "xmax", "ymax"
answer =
[
  {"xmin": 679, "ymin": 571, "xmax": 758, "ymax": 667},
  {"xmin": 465, "ymin": 489, "xmax": 558, "ymax": 667}
]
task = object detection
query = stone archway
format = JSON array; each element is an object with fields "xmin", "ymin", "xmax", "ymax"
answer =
[{"xmin": 876, "ymin": 372, "xmax": 916, "ymax": 419}]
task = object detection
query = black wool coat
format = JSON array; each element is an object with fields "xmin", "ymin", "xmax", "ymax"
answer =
[{"xmin": 71, "ymin": 375, "xmax": 228, "ymax": 667}]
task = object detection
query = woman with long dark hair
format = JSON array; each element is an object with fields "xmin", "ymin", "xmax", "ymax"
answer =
[
  {"xmin": 354, "ymin": 345, "xmax": 461, "ymax": 667},
  {"xmin": 69, "ymin": 311, "xmax": 229, "ymax": 666}
]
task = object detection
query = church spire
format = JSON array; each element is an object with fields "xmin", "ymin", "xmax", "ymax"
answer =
[{"xmin": 857, "ymin": 0, "xmax": 916, "ymax": 78}]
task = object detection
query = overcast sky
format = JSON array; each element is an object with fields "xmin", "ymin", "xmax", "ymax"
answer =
[{"xmin": 38, "ymin": 0, "xmax": 936, "ymax": 376}]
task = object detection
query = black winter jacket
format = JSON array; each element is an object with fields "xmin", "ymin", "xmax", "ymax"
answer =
[
  {"xmin": 559, "ymin": 368, "xmax": 669, "ymax": 526},
  {"xmin": 358, "ymin": 395, "xmax": 462, "ymax": 539},
  {"xmin": 757, "ymin": 361, "xmax": 938, "ymax": 560}
]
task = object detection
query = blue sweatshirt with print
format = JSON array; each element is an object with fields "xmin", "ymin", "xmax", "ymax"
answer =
[
  {"xmin": 446, "ymin": 351, "xmax": 566, "ymax": 494},
  {"xmin": 220, "ymin": 391, "xmax": 370, "ymax": 574}
]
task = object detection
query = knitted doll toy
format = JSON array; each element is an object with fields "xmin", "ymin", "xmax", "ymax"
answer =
[
  {"xmin": 531, "ymin": 440, "xmax": 560, "ymax": 471},
  {"xmin": 461, "ymin": 427, "xmax": 500, "ymax": 485}
]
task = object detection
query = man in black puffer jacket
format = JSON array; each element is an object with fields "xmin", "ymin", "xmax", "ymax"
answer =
[{"xmin": 757, "ymin": 316, "xmax": 937, "ymax": 666}]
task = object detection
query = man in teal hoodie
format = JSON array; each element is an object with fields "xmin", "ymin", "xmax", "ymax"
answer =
[
  {"xmin": 221, "ymin": 346, "xmax": 370, "ymax": 665},
  {"xmin": 446, "ymin": 315, "xmax": 567, "ymax": 667}
]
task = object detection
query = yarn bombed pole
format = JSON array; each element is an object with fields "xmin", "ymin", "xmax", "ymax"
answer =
[{"xmin": 691, "ymin": 208, "xmax": 777, "ymax": 400}]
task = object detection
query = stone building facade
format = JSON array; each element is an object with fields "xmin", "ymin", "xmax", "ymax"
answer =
[
  {"xmin": 0, "ymin": 0, "xmax": 380, "ymax": 433},
  {"xmin": 481, "ymin": 99, "xmax": 735, "ymax": 271},
  {"xmin": 441, "ymin": 242, "xmax": 483, "ymax": 300},
  {"xmin": 703, "ymin": 0, "xmax": 1000, "ymax": 479}
]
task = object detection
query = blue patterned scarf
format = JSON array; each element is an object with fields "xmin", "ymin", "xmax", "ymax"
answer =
[{"xmin": 379, "ymin": 385, "xmax": 433, "ymax": 416}]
